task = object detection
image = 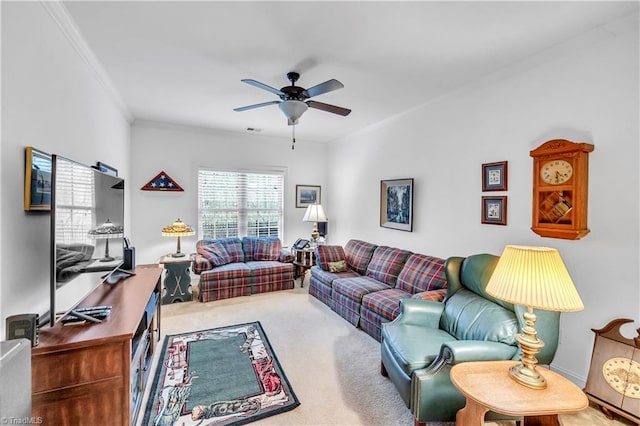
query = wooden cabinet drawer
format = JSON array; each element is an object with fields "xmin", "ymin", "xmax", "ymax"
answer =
[{"xmin": 32, "ymin": 342, "xmax": 126, "ymax": 394}]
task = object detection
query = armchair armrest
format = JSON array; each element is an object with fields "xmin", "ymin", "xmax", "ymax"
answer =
[
  {"xmin": 192, "ymin": 254, "xmax": 212, "ymax": 275},
  {"xmin": 388, "ymin": 298, "xmax": 445, "ymax": 329},
  {"xmin": 279, "ymin": 249, "xmax": 294, "ymax": 263},
  {"xmin": 441, "ymin": 340, "xmax": 518, "ymax": 364}
]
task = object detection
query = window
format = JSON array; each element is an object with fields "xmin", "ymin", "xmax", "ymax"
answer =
[
  {"xmin": 55, "ymin": 161, "xmax": 95, "ymax": 245},
  {"xmin": 198, "ymin": 169, "xmax": 285, "ymax": 240}
]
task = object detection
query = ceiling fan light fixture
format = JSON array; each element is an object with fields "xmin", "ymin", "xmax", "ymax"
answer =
[{"xmin": 279, "ymin": 100, "xmax": 308, "ymax": 125}]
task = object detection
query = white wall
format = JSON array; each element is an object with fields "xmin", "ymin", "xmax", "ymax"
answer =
[
  {"xmin": 130, "ymin": 121, "xmax": 327, "ymax": 264},
  {"xmin": 327, "ymin": 18, "xmax": 639, "ymax": 385},
  {"xmin": 1, "ymin": 2, "xmax": 131, "ymax": 334}
]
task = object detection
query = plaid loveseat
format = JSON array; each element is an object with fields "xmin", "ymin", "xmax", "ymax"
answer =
[
  {"xmin": 193, "ymin": 237, "xmax": 295, "ymax": 302},
  {"xmin": 309, "ymin": 239, "xmax": 447, "ymax": 341}
]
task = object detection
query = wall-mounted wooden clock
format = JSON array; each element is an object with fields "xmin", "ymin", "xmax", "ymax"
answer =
[
  {"xmin": 584, "ymin": 318, "xmax": 640, "ymax": 425},
  {"xmin": 530, "ymin": 139, "xmax": 594, "ymax": 239}
]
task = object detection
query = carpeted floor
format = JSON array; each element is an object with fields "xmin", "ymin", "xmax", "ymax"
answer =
[{"xmin": 138, "ymin": 281, "xmax": 634, "ymax": 426}]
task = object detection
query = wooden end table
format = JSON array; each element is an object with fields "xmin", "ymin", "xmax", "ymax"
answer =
[
  {"xmin": 158, "ymin": 254, "xmax": 193, "ymax": 304},
  {"xmin": 293, "ymin": 248, "xmax": 315, "ymax": 287},
  {"xmin": 450, "ymin": 360, "xmax": 588, "ymax": 426}
]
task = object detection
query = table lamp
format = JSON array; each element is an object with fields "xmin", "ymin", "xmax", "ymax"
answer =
[
  {"xmin": 486, "ymin": 245, "xmax": 584, "ymax": 390},
  {"xmin": 162, "ymin": 218, "xmax": 195, "ymax": 257},
  {"xmin": 302, "ymin": 204, "xmax": 327, "ymax": 243},
  {"xmin": 88, "ymin": 219, "xmax": 124, "ymax": 262}
]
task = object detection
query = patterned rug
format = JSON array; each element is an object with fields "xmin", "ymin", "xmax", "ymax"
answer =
[{"xmin": 143, "ymin": 321, "xmax": 300, "ymax": 425}]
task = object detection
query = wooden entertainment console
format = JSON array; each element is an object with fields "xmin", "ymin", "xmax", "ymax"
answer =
[{"xmin": 31, "ymin": 264, "xmax": 162, "ymax": 425}]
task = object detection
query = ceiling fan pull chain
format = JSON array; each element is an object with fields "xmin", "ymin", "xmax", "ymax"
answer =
[{"xmin": 291, "ymin": 125, "xmax": 296, "ymax": 150}]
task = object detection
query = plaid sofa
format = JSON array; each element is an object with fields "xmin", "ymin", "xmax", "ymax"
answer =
[
  {"xmin": 193, "ymin": 237, "xmax": 295, "ymax": 302},
  {"xmin": 309, "ymin": 239, "xmax": 447, "ymax": 341}
]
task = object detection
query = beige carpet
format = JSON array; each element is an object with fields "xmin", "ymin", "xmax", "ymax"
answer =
[{"xmin": 139, "ymin": 282, "xmax": 634, "ymax": 426}]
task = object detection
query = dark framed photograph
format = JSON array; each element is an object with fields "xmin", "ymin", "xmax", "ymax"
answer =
[
  {"xmin": 380, "ymin": 178, "xmax": 414, "ymax": 232},
  {"xmin": 482, "ymin": 196, "xmax": 507, "ymax": 225},
  {"xmin": 482, "ymin": 161, "xmax": 508, "ymax": 191},
  {"xmin": 296, "ymin": 185, "xmax": 321, "ymax": 208},
  {"xmin": 97, "ymin": 162, "xmax": 118, "ymax": 177},
  {"xmin": 24, "ymin": 146, "xmax": 52, "ymax": 211}
]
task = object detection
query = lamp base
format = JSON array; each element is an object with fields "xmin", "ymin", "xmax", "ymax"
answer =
[
  {"xmin": 99, "ymin": 256, "xmax": 115, "ymax": 262},
  {"xmin": 171, "ymin": 252, "xmax": 186, "ymax": 258},
  {"xmin": 508, "ymin": 362, "xmax": 547, "ymax": 389}
]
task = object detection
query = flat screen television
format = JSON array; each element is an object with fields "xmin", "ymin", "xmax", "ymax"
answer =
[{"xmin": 49, "ymin": 155, "xmax": 125, "ymax": 325}]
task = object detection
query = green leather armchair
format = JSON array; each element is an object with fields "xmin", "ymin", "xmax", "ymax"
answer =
[{"xmin": 380, "ymin": 254, "xmax": 560, "ymax": 424}]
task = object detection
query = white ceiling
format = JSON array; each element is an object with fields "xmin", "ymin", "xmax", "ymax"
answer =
[{"xmin": 62, "ymin": 1, "xmax": 638, "ymax": 144}]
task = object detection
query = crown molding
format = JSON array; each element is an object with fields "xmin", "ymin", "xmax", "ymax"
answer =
[{"xmin": 40, "ymin": 1, "xmax": 133, "ymax": 123}]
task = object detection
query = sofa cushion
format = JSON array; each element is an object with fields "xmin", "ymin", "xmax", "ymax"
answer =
[
  {"xmin": 310, "ymin": 266, "xmax": 360, "ymax": 287},
  {"xmin": 333, "ymin": 275, "xmax": 391, "ymax": 302},
  {"xmin": 198, "ymin": 243, "xmax": 231, "ymax": 267},
  {"xmin": 362, "ymin": 288, "xmax": 411, "ymax": 322},
  {"xmin": 366, "ymin": 246, "xmax": 412, "ymax": 286},
  {"xmin": 396, "ymin": 253, "xmax": 447, "ymax": 294},
  {"xmin": 200, "ymin": 262, "xmax": 252, "ymax": 282},
  {"xmin": 344, "ymin": 239, "xmax": 377, "ymax": 275},
  {"xmin": 206, "ymin": 237, "xmax": 244, "ymax": 263},
  {"xmin": 315, "ymin": 245, "xmax": 346, "ymax": 271},
  {"xmin": 440, "ymin": 288, "xmax": 518, "ymax": 345},
  {"xmin": 411, "ymin": 289, "xmax": 448, "ymax": 302},
  {"xmin": 254, "ymin": 237, "xmax": 282, "ymax": 261}
]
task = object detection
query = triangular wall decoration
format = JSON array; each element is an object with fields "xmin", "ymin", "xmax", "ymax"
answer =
[{"xmin": 141, "ymin": 171, "xmax": 184, "ymax": 191}]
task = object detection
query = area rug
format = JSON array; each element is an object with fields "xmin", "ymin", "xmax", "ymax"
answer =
[{"xmin": 143, "ymin": 321, "xmax": 300, "ymax": 425}]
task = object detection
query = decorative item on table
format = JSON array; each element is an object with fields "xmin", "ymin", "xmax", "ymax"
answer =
[
  {"xmin": 88, "ymin": 219, "xmax": 124, "ymax": 262},
  {"xmin": 296, "ymin": 184, "xmax": 321, "ymax": 208},
  {"xmin": 24, "ymin": 146, "xmax": 52, "ymax": 211},
  {"xmin": 482, "ymin": 161, "xmax": 508, "ymax": 191},
  {"xmin": 486, "ymin": 245, "xmax": 584, "ymax": 390},
  {"xmin": 380, "ymin": 178, "xmax": 413, "ymax": 232},
  {"xmin": 162, "ymin": 218, "xmax": 195, "ymax": 257},
  {"xmin": 302, "ymin": 204, "xmax": 327, "ymax": 246},
  {"xmin": 481, "ymin": 196, "xmax": 507, "ymax": 225},
  {"xmin": 141, "ymin": 170, "xmax": 184, "ymax": 191}
]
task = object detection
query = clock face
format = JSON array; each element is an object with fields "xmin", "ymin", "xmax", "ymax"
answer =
[
  {"xmin": 602, "ymin": 357, "xmax": 640, "ymax": 398},
  {"xmin": 541, "ymin": 160, "xmax": 573, "ymax": 185}
]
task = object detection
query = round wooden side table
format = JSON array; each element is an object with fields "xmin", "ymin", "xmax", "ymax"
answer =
[{"xmin": 450, "ymin": 360, "xmax": 588, "ymax": 426}]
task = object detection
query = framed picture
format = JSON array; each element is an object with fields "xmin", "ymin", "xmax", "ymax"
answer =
[
  {"xmin": 296, "ymin": 185, "xmax": 321, "ymax": 208},
  {"xmin": 482, "ymin": 161, "xmax": 508, "ymax": 191},
  {"xmin": 380, "ymin": 178, "xmax": 414, "ymax": 232},
  {"xmin": 24, "ymin": 146, "xmax": 52, "ymax": 211},
  {"xmin": 481, "ymin": 196, "xmax": 507, "ymax": 225},
  {"xmin": 96, "ymin": 162, "xmax": 118, "ymax": 177}
]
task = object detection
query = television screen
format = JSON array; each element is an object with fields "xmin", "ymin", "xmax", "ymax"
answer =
[{"xmin": 49, "ymin": 155, "xmax": 125, "ymax": 325}]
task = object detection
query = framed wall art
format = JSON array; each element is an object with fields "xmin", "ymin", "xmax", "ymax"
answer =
[
  {"xmin": 24, "ymin": 146, "xmax": 52, "ymax": 211},
  {"xmin": 380, "ymin": 178, "xmax": 414, "ymax": 232},
  {"xmin": 482, "ymin": 161, "xmax": 508, "ymax": 191},
  {"xmin": 481, "ymin": 196, "xmax": 507, "ymax": 225},
  {"xmin": 296, "ymin": 185, "xmax": 321, "ymax": 208},
  {"xmin": 141, "ymin": 171, "xmax": 184, "ymax": 191}
]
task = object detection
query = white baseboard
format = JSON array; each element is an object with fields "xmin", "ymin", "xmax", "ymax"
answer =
[{"xmin": 550, "ymin": 363, "xmax": 587, "ymax": 389}]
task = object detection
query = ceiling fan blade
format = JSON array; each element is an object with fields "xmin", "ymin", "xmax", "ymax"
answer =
[
  {"xmin": 241, "ymin": 79, "xmax": 284, "ymax": 96},
  {"xmin": 304, "ymin": 79, "xmax": 344, "ymax": 98},
  {"xmin": 233, "ymin": 100, "xmax": 280, "ymax": 112},
  {"xmin": 307, "ymin": 100, "xmax": 351, "ymax": 116}
]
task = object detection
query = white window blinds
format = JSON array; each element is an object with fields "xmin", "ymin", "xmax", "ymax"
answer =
[
  {"xmin": 55, "ymin": 161, "xmax": 95, "ymax": 245},
  {"xmin": 198, "ymin": 169, "xmax": 285, "ymax": 240}
]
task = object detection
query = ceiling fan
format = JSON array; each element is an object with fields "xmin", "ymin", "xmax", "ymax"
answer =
[{"xmin": 234, "ymin": 71, "xmax": 351, "ymax": 126}]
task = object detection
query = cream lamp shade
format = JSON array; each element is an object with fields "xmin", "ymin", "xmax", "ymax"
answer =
[
  {"xmin": 486, "ymin": 245, "xmax": 584, "ymax": 389},
  {"xmin": 88, "ymin": 219, "xmax": 124, "ymax": 262},
  {"xmin": 162, "ymin": 218, "xmax": 195, "ymax": 257},
  {"xmin": 302, "ymin": 204, "xmax": 327, "ymax": 242}
]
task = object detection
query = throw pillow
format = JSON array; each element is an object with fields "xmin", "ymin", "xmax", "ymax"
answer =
[
  {"xmin": 198, "ymin": 243, "xmax": 231, "ymax": 267},
  {"xmin": 315, "ymin": 245, "xmax": 346, "ymax": 271},
  {"xmin": 328, "ymin": 260, "xmax": 348, "ymax": 273},
  {"xmin": 254, "ymin": 237, "xmax": 281, "ymax": 261}
]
